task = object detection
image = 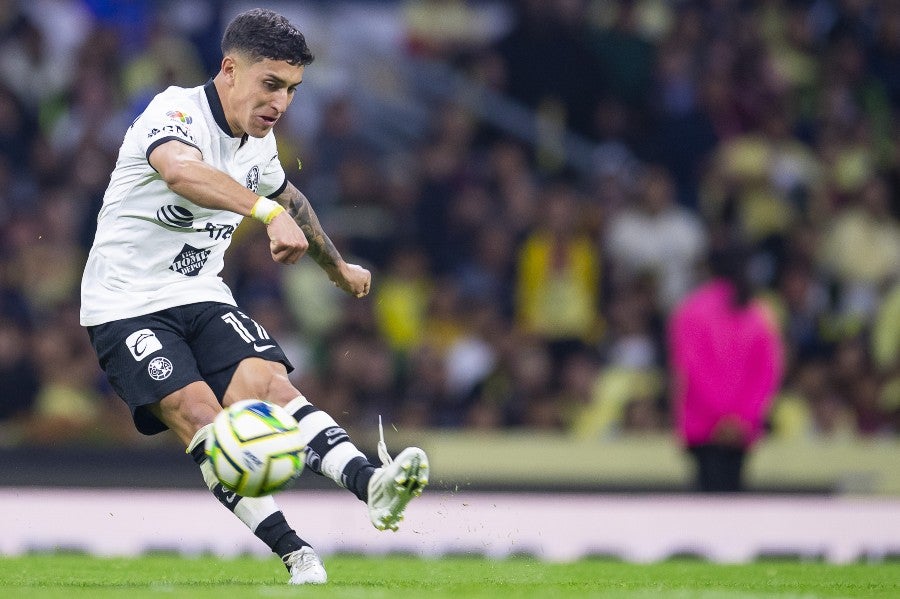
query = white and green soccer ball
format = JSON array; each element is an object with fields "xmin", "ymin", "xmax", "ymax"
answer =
[{"xmin": 205, "ymin": 399, "xmax": 305, "ymax": 497}]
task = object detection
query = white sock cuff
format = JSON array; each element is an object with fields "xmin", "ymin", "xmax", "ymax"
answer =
[
  {"xmin": 236, "ymin": 495, "xmax": 279, "ymax": 531},
  {"xmin": 284, "ymin": 395, "xmax": 310, "ymax": 417},
  {"xmin": 321, "ymin": 442, "xmax": 365, "ymax": 485},
  {"xmin": 295, "ymin": 410, "xmax": 338, "ymax": 446}
]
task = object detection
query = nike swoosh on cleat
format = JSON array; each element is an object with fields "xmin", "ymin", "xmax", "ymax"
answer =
[{"xmin": 253, "ymin": 344, "xmax": 276, "ymax": 352}]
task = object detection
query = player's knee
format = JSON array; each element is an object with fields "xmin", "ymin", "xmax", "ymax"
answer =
[
  {"xmin": 181, "ymin": 400, "xmax": 220, "ymax": 429},
  {"xmin": 154, "ymin": 383, "xmax": 221, "ymax": 444},
  {"xmin": 226, "ymin": 358, "xmax": 298, "ymax": 406},
  {"xmin": 264, "ymin": 369, "xmax": 298, "ymax": 406}
]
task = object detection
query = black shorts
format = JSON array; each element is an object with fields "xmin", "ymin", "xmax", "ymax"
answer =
[{"xmin": 87, "ymin": 302, "xmax": 293, "ymax": 435}]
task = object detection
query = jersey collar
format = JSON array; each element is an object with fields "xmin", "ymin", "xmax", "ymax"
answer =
[{"xmin": 204, "ymin": 79, "xmax": 249, "ymax": 144}]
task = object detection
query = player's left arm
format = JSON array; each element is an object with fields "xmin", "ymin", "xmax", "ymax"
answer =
[{"xmin": 274, "ymin": 181, "xmax": 371, "ymax": 298}]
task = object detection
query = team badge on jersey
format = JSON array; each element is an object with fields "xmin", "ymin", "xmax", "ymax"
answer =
[
  {"xmin": 166, "ymin": 110, "xmax": 193, "ymax": 124},
  {"xmin": 169, "ymin": 243, "xmax": 211, "ymax": 277},
  {"xmin": 245, "ymin": 165, "xmax": 260, "ymax": 193}
]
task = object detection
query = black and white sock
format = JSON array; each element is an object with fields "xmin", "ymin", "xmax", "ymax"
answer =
[
  {"xmin": 284, "ymin": 395, "xmax": 376, "ymax": 502},
  {"xmin": 187, "ymin": 424, "xmax": 309, "ymax": 560}
]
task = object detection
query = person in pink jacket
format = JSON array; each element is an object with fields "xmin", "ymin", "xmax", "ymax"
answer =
[{"xmin": 667, "ymin": 245, "xmax": 784, "ymax": 492}]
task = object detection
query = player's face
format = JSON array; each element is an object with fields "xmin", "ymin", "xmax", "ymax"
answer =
[{"xmin": 223, "ymin": 55, "xmax": 304, "ymax": 138}]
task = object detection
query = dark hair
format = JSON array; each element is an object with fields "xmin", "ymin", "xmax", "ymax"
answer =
[{"xmin": 222, "ymin": 9, "xmax": 314, "ymax": 66}]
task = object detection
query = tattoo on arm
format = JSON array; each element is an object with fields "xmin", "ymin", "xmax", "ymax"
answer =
[{"xmin": 279, "ymin": 183, "xmax": 341, "ymax": 269}]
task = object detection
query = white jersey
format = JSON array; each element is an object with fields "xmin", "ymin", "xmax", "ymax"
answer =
[{"xmin": 80, "ymin": 81, "xmax": 287, "ymax": 326}]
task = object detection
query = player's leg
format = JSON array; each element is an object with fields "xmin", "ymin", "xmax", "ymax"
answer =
[
  {"xmin": 198, "ymin": 304, "xmax": 429, "ymax": 531},
  {"xmin": 225, "ymin": 356, "xmax": 430, "ymax": 532},
  {"xmin": 176, "ymin": 407, "xmax": 326, "ymax": 585},
  {"xmin": 189, "ymin": 305, "xmax": 345, "ymax": 582},
  {"xmin": 87, "ymin": 313, "xmax": 324, "ymax": 585},
  {"xmin": 152, "ymin": 386, "xmax": 325, "ymax": 584},
  {"xmin": 224, "ymin": 357, "xmax": 376, "ymax": 499}
]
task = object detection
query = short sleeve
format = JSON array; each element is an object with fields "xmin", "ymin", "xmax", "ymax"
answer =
[
  {"xmin": 259, "ymin": 151, "xmax": 287, "ymax": 199},
  {"xmin": 137, "ymin": 99, "xmax": 203, "ymax": 161}
]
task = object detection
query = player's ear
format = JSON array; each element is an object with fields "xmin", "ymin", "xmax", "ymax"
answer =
[{"xmin": 221, "ymin": 55, "xmax": 237, "ymax": 85}]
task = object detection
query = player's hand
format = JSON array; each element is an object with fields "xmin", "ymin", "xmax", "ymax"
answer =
[
  {"xmin": 266, "ymin": 210, "xmax": 308, "ymax": 264},
  {"xmin": 329, "ymin": 261, "xmax": 371, "ymax": 298}
]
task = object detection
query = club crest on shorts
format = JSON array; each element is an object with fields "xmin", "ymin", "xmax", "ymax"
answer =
[{"xmin": 147, "ymin": 356, "xmax": 173, "ymax": 380}]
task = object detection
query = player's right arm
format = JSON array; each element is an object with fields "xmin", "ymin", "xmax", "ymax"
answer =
[
  {"xmin": 148, "ymin": 139, "xmax": 308, "ymax": 264},
  {"xmin": 277, "ymin": 181, "xmax": 371, "ymax": 298}
]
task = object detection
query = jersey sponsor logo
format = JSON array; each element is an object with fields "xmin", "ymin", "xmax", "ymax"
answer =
[
  {"xmin": 253, "ymin": 343, "xmax": 276, "ymax": 352},
  {"xmin": 201, "ymin": 222, "xmax": 235, "ymax": 240},
  {"xmin": 156, "ymin": 205, "xmax": 195, "ymax": 228},
  {"xmin": 147, "ymin": 356, "xmax": 173, "ymax": 380},
  {"xmin": 166, "ymin": 110, "xmax": 193, "ymax": 124},
  {"xmin": 146, "ymin": 123, "xmax": 196, "ymax": 144},
  {"xmin": 245, "ymin": 165, "xmax": 260, "ymax": 193},
  {"xmin": 126, "ymin": 212, "xmax": 235, "ymax": 239},
  {"xmin": 125, "ymin": 328, "xmax": 163, "ymax": 361},
  {"xmin": 169, "ymin": 243, "xmax": 211, "ymax": 276}
]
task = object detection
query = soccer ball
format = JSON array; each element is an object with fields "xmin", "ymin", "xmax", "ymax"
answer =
[{"xmin": 205, "ymin": 399, "xmax": 305, "ymax": 497}]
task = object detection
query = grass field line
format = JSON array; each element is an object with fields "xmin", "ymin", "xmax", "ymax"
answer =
[{"xmin": 0, "ymin": 555, "xmax": 898, "ymax": 598}]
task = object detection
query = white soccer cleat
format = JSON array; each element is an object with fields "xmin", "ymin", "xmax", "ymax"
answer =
[
  {"xmin": 367, "ymin": 417, "xmax": 429, "ymax": 532},
  {"xmin": 283, "ymin": 546, "xmax": 327, "ymax": 585}
]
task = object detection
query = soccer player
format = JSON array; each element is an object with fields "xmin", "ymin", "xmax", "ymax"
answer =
[{"xmin": 79, "ymin": 8, "xmax": 428, "ymax": 584}]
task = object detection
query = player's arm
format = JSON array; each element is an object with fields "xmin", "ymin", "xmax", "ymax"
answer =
[
  {"xmin": 148, "ymin": 139, "xmax": 308, "ymax": 264},
  {"xmin": 149, "ymin": 140, "xmax": 261, "ymax": 215},
  {"xmin": 275, "ymin": 181, "xmax": 371, "ymax": 298}
]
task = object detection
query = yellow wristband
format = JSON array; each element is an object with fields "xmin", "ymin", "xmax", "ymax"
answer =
[{"xmin": 250, "ymin": 197, "xmax": 285, "ymax": 225}]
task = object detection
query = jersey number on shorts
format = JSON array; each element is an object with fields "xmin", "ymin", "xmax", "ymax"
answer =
[{"xmin": 221, "ymin": 311, "xmax": 275, "ymax": 352}]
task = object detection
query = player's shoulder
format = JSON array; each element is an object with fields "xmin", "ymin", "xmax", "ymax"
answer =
[
  {"xmin": 132, "ymin": 84, "xmax": 209, "ymax": 142},
  {"xmin": 152, "ymin": 84, "xmax": 204, "ymax": 104},
  {"xmin": 142, "ymin": 85, "xmax": 206, "ymax": 121}
]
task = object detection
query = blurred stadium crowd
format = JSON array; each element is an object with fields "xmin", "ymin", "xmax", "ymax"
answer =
[{"xmin": 0, "ymin": 0, "xmax": 898, "ymax": 446}]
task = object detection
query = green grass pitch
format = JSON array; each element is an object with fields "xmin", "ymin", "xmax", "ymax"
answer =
[{"xmin": 0, "ymin": 554, "xmax": 897, "ymax": 598}]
